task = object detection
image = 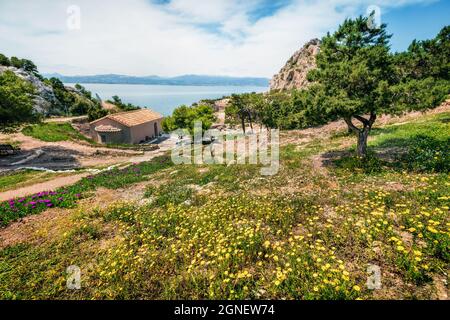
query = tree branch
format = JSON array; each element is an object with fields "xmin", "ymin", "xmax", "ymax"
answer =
[
  {"xmin": 353, "ymin": 115, "xmax": 369, "ymax": 126},
  {"xmin": 368, "ymin": 112, "xmax": 377, "ymax": 126},
  {"xmin": 344, "ymin": 117, "xmax": 361, "ymax": 134}
]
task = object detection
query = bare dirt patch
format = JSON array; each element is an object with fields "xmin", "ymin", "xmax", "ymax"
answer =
[{"xmin": 0, "ymin": 206, "xmax": 74, "ymax": 249}]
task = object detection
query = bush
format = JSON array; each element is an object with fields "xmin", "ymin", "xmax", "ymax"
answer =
[{"xmin": 0, "ymin": 71, "xmax": 38, "ymax": 130}]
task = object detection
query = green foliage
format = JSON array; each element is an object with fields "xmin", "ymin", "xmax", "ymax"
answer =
[
  {"xmin": 145, "ymin": 184, "xmax": 194, "ymax": 207},
  {"xmin": 394, "ymin": 26, "xmax": 449, "ymax": 81},
  {"xmin": 87, "ymin": 103, "xmax": 108, "ymax": 121},
  {"xmin": 306, "ymin": 15, "xmax": 448, "ymax": 157},
  {"xmin": 0, "ymin": 53, "xmax": 10, "ymax": 66},
  {"xmin": 45, "ymin": 77, "xmax": 73, "ymax": 115},
  {"xmin": 44, "ymin": 80, "xmax": 100, "ymax": 117},
  {"xmin": 107, "ymin": 95, "xmax": 141, "ymax": 111},
  {"xmin": 226, "ymin": 94, "xmax": 249, "ymax": 131},
  {"xmin": 22, "ymin": 122, "xmax": 91, "ymax": 142},
  {"xmin": 221, "ymin": 20, "xmax": 448, "ymax": 159},
  {"xmin": 163, "ymin": 104, "xmax": 216, "ymax": 133},
  {"xmin": 8, "ymin": 56, "xmax": 39, "ymax": 77},
  {"xmin": 0, "ymin": 70, "xmax": 38, "ymax": 130},
  {"xmin": 74, "ymin": 83, "xmax": 93, "ymax": 99},
  {"xmin": 2, "ymin": 53, "xmax": 102, "ymax": 118},
  {"xmin": 308, "ymin": 14, "xmax": 395, "ymax": 120}
]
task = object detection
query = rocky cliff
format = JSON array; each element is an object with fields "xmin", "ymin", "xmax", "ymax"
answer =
[
  {"xmin": 270, "ymin": 39, "xmax": 321, "ymax": 91},
  {"xmin": 0, "ymin": 65, "xmax": 59, "ymax": 115}
]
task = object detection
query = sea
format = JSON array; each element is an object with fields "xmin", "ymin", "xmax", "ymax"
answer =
[{"xmin": 65, "ymin": 83, "xmax": 268, "ymax": 116}]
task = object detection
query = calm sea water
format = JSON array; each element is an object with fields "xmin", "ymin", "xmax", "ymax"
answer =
[{"xmin": 65, "ymin": 83, "xmax": 267, "ymax": 116}]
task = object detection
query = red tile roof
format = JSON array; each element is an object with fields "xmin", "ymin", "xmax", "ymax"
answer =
[{"xmin": 91, "ymin": 109, "xmax": 163, "ymax": 127}]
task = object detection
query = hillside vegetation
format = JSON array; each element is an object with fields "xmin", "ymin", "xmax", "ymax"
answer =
[
  {"xmin": 0, "ymin": 107, "xmax": 448, "ymax": 300},
  {"xmin": 0, "ymin": 14, "xmax": 448, "ymax": 301}
]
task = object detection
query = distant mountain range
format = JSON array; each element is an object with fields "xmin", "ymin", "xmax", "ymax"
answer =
[{"xmin": 44, "ymin": 73, "xmax": 269, "ymax": 87}]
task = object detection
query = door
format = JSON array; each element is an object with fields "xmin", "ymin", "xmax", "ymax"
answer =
[{"xmin": 154, "ymin": 123, "xmax": 158, "ymax": 137}]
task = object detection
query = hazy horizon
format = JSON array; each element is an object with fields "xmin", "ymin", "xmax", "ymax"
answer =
[{"xmin": 65, "ymin": 82, "xmax": 268, "ymax": 115}]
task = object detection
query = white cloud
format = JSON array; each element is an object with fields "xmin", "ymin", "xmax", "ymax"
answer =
[{"xmin": 0, "ymin": 0, "xmax": 436, "ymax": 78}]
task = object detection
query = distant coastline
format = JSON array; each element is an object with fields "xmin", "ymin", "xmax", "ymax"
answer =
[
  {"xmin": 45, "ymin": 73, "xmax": 270, "ymax": 87},
  {"xmin": 63, "ymin": 83, "xmax": 267, "ymax": 116}
]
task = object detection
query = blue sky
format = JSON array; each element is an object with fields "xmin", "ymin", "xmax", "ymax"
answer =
[
  {"xmin": 383, "ymin": 0, "xmax": 449, "ymax": 52},
  {"xmin": 0, "ymin": 0, "xmax": 448, "ymax": 77}
]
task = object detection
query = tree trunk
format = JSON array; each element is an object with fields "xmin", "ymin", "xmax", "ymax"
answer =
[
  {"xmin": 247, "ymin": 111, "xmax": 254, "ymax": 131},
  {"xmin": 356, "ymin": 130, "xmax": 369, "ymax": 158},
  {"xmin": 345, "ymin": 113, "xmax": 377, "ymax": 158},
  {"xmin": 241, "ymin": 116, "xmax": 246, "ymax": 134}
]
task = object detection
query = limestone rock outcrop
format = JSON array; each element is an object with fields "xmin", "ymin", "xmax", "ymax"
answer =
[
  {"xmin": 270, "ymin": 39, "xmax": 321, "ymax": 91},
  {"xmin": 0, "ymin": 65, "xmax": 58, "ymax": 114}
]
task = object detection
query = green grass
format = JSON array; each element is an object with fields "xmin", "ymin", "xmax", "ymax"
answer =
[
  {"xmin": 0, "ymin": 170, "xmax": 67, "ymax": 193},
  {"xmin": 22, "ymin": 123, "xmax": 92, "ymax": 143},
  {"xmin": 0, "ymin": 170, "xmax": 37, "ymax": 192},
  {"xmin": 370, "ymin": 112, "xmax": 449, "ymax": 148},
  {"xmin": 0, "ymin": 111, "xmax": 448, "ymax": 300},
  {"xmin": 333, "ymin": 112, "xmax": 450, "ymax": 175}
]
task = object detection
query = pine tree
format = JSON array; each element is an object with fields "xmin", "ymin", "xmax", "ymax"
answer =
[{"xmin": 307, "ymin": 14, "xmax": 448, "ymax": 157}]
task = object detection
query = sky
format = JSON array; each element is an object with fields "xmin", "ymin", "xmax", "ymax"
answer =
[{"xmin": 0, "ymin": 0, "xmax": 448, "ymax": 78}]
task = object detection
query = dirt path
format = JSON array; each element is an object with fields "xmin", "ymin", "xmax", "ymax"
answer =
[{"xmin": 0, "ymin": 172, "xmax": 90, "ymax": 201}]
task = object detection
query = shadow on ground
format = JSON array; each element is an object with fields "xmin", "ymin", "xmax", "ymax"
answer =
[
  {"xmin": 0, "ymin": 146, "xmax": 83, "ymax": 171},
  {"xmin": 320, "ymin": 134, "xmax": 449, "ymax": 174}
]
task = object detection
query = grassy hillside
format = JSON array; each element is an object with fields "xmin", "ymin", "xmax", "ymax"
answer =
[
  {"xmin": 0, "ymin": 111, "xmax": 448, "ymax": 300},
  {"xmin": 22, "ymin": 123, "xmax": 92, "ymax": 143}
]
